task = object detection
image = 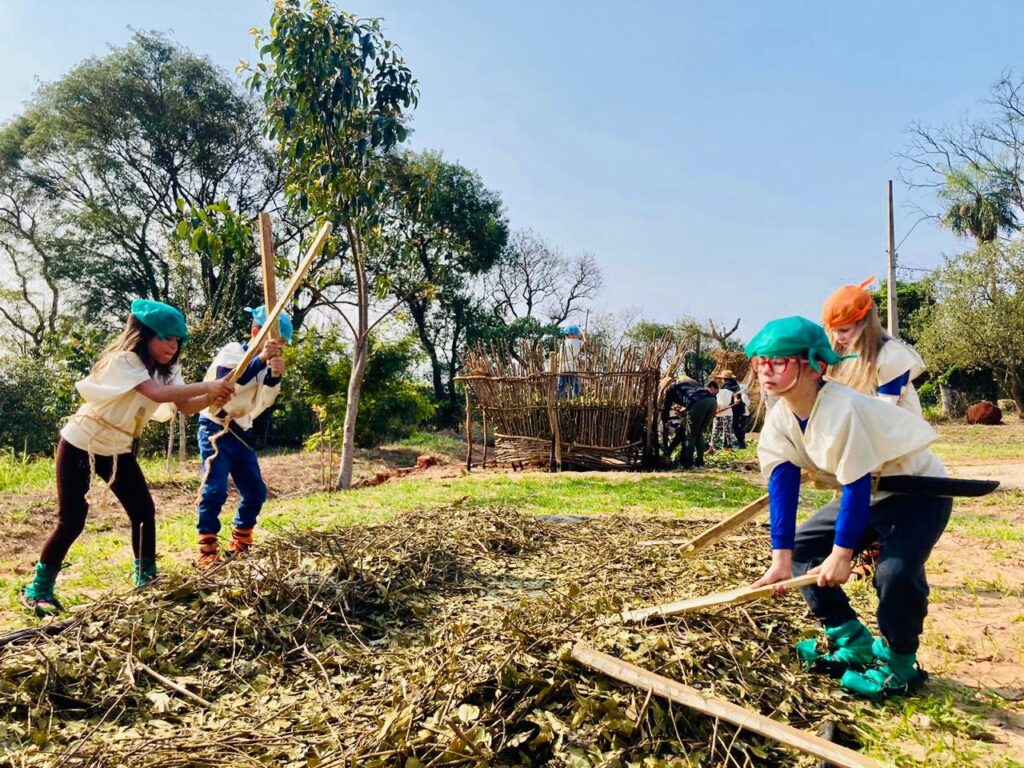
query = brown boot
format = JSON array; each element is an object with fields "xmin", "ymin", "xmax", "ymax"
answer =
[
  {"xmin": 226, "ymin": 527, "xmax": 254, "ymax": 557},
  {"xmin": 196, "ymin": 534, "xmax": 219, "ymax": 569}
]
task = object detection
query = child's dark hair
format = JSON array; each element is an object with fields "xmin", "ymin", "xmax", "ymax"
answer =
[{"xmin": 94, "ymin": 315, "xmax": 180, "ymax": 382}]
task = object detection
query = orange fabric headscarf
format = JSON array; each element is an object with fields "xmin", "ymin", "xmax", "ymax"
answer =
[{"xmin": 821, "ymin": 276, "xmax": 876, "ymax": 330}]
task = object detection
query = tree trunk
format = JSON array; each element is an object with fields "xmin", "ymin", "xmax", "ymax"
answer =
[
  {"xmin": 406, "ymin": 297, "xmax": 446, "ymax": 402},
  {"xmin": 336, "ymin": 229, "xmax": 369, "ymax": 490},
  {"xmin": 336, "ymin": 331, "xmax": 368, "ymax": 489}
]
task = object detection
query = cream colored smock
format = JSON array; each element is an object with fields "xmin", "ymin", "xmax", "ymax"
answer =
[
  {"xmin": 757, "ymin": 382, "xmax": 945, "ymax": 499},
  {"xmin": 200, "ymin": 342, "xmax": 280, "ymax": 431},
  {"xmin": 60, "ymin": 352, "xmax": 181, "ymax": 456},
  {"xmin": 876, "ymin": 338, "xmax": 926, "ymax": 415}
]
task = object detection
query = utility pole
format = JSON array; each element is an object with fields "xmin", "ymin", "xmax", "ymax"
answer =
[{"xmin": 887, "ymin": 180, "xmax": 899, "ymax": 338}]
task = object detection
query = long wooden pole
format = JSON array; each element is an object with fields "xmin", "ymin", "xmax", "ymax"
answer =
[
  {"xmin": 637, "ymin": 493, "xmax": 771, "ymax": 551},
  {"xmin": 612, "ymin": 573, "xmax": 819, "ymax": 624},
  {"xmin": 571, "ymin": 643, "xmax": 879, "ymax": 768},
  {"xmin": 258, "ymin": 212, "xmax": 280, "ymax": 341},
  {"xmin": 886, "ymin": 180, "xmax": 899, "ymax": 338},
  {"xmin": 229, "ymin": 222, "xmax": 331, "ymax": 385}
]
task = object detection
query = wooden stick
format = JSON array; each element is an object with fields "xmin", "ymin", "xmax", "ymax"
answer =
[
  {"xmin": 614, "ymin": 574, "xmax": 819, "ymax": 624},
  {"xmin": 258, "ymin": 212, "xmax": 280, "ymax": 341},
  {"xmin": 637, "ymin": 493, "xmax": 771, "ymax": 550},
  {"xmin": 229, "ymin": 221, "xmax": 332, "ymax": 385},
  {"xmin": 464, "ymin": 385, "xmax": 473, "ymax": 472},
  {"xmin": 571, "ymin": 643, "xmax": 879, "ymax": 768},
  {"xmin": 133, "ymin": 658, "xmax": 212, "ymax": 709}
]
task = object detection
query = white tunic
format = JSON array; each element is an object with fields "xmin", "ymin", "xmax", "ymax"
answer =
[
  {"xmin": 61, "ymin": 352, "xmax": 181, "ymax": 456},
  {"xmin": 201, "ymin": 342, "xmax": 281, "ymax": 431},
  {"xmin": 876, "ymin": 338, "xmax": 926, "ymax": 415},
  {"xmin": 757, "ymin": 382, "xmax": 945, "ymax": 494}
]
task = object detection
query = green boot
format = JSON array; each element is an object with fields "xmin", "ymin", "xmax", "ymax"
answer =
[
  {"xmin": 133, "ymin": 557, "xmax": 158, "ymax": 589},
  {"xmin": 840, "ymin": 637, "xmax": 927, "ymax": 698},
  {"xmin": 21, "ymin": 562, "xmax": 62, "ymax": 617},
  {"xmin": 794, "ymin": 619, "xmax": 875, "ymax": 676}
]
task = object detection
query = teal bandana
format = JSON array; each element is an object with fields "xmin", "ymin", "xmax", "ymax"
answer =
[
  {"xmin": 745, "ymin": 316, "xmax": 853, "ymax": 372},
  {"xmin": 130, "ymin": 299, "xmax": 189, "ymax": 345}
]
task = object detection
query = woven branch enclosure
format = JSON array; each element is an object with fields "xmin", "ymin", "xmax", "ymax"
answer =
[{"xmin": 458, "ymin": 338, "xmax": 670, "ymax": 471}]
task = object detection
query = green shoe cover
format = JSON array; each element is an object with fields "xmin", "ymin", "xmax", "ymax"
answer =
[
  {"xmin": 21, "ymin": 562, "xmax": 62, "ymax": 617},
  {"xmin": 795, "ymin": 620, "xmax": 875, "ymax": 675},
  {"xmin": 133, "ymin": 557, "xmax": 158, "ymax": 588},
  {"xmin": 840, "ymin": 638, "xmax": 927, "ymax": 698}
]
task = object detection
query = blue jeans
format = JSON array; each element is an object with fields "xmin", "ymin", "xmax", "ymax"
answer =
[
  {"xmin": 557, "ymin": 375, "xmax": 580, "ymax": 399},
  {"xmin": 197, "ymin": 419, "xmax": 267, "ymax": 535}
]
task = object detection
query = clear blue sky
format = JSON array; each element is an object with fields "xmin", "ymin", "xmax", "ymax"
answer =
[{"xmin": 2, "ymin": 0, "xmax": 1016, "ymax": 337}]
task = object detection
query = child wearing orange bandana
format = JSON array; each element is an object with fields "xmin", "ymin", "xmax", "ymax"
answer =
[{"xmin": 821, "ymin": 277, "xmax": 926, "ymax": 415}]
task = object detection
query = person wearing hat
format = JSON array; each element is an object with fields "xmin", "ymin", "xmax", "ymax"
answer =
[
  {"xmin": 821, "ymin": 277, "xmax": 926, "ymax": 415},
  {"xmin": 194, "ymin": 305, "xmax": 292, "ymax": 568},
  {"xmin": 660, "ymin": 375, "xmax": 717, "ymax": 468},
  {"xmin": 719, "ymin": 369, "xmax": 749, "ymax": 449},
  {"xmin": 556, "ymin": 324, "xmax": 586, "ymax": 399},
  {"xmin": 21, "ymin": 300, "xmax": 235, "ymax": 616},
  {"xmin": 745, "ymin": 316, "xmax": 951, "ymax": 698}
]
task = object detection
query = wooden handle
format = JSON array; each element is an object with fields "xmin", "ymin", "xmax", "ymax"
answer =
[
  {"xmin": 571, "ymin": 643, "xmax": 880, "ymax": 768},
  {"xmin": 637, "ymin": 493, "xmax": 770, "ymax": 550},
  {"xmin": 258, "ymin": 212, "xmax": 279, "ymax": 341},
  {"xmin": 229, "ymin": 221, "xmax": 332, "ymax": 384},
  {"xmin": 616, "ymin": 573, "xmax": 819, "ymax": 624}
]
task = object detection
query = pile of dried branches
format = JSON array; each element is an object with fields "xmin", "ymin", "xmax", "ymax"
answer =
[{"xmin": 1, "ymin": 507, "xmax": 858, "ymax": 767}]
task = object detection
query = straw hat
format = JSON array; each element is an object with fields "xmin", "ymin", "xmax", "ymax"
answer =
[{"xmin": 720, "ymin": 369, "xmax": 736, "ymax": 379}]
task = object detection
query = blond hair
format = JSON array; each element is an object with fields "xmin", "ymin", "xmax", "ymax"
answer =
[{"xmin": 825, "ymin": 304, "xmax": 888, "ymax": 394}]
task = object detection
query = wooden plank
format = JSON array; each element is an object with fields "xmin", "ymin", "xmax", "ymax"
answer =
[
  {"xmin": 571, "ymin": 643, "xmax": 879, "ymax": 768},
  {"xmin": 637, "ymin": 493, "xmax": 771, "ymax": 550},
  {"xmin": 614, "ymin": 573, "xmax": 819, "ymax": 624},
  {"xmin": 258, "ymin": 212, "xmax": 280, "ymax": 340},
  {"xmin": 229, "ymin": 222, "xmax": 331, "ymax": 385}
]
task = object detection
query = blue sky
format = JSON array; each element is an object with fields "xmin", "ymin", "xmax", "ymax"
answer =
[{"xmin": 1, "ymin": 0, "xmax": 1016, "ymax": 337}]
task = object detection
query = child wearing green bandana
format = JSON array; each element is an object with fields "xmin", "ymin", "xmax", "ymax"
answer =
[
  {"xmin": 747, "ymin": 316, "xmax": 950, "ymax": 698},
  {"xmin": 21, "ymin": 300, "xmax": 235, "ymax": 617}
]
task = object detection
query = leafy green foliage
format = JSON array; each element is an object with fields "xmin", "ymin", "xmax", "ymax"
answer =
[
  {"xmin": 274, "ymin": 327, "xmax": 435, "ymax": 448},
  {"xmin": 0, "ymin": 32, "xmax": 276, "ymax": 321},
  {"xmin": 250, "ymin": 0, "xmax": 417, "ymax": 224},
  {"xmin": 915, "ymin": 241, "xmax": 1024, "ymax": 413}
]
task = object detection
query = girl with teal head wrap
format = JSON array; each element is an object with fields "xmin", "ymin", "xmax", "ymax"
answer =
[{"xmin": 745, "ymin": 315, "xmax": 950, "ymax": 699}]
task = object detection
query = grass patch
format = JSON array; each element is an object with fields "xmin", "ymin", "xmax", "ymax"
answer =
[{"xmin": 932, "ymin": 423, "xmax": 1024, "ymax": 463}]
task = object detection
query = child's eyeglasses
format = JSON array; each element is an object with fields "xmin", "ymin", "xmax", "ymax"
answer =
[{"xmin": 752, "ymin": 356, "xmax": 801, "ymax": 374}]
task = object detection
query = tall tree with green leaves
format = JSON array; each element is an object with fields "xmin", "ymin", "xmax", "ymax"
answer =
[
  {"xmin": 378, "ymin": 151, "xmax": 508, "ymax": 421},
  {"xmin": 915, "ymin": 241, "xmax": 1024, "ymax": 416},
  {"xmin": 0, "ymin": 32, "xmax": 278, "ymax": 326},
  {"xmin": 250, "ymin": 0, "xmax": 418, "ymax": 489}
]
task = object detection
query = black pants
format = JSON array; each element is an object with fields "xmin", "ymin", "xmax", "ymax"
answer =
[
  {"xmin": 792, "ymin": 493, "xmax": 952, "ymax": 654},
  {"xmin": 40, "ymin": 439, "xmax": 157, "ymax": 568},
  {"xmin": 731, "ymin": 409, "xmax": 747, "ymax": 448},
  {"xmin": 682, "ymin": 396, "xmax": 717, "ymax": 468}
]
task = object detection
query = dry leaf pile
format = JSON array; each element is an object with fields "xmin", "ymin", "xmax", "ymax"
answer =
[{"xmin": 1, "ymin": 507, "xmax": 857, "ymax": 767}]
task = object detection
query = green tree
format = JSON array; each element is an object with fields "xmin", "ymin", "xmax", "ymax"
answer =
[
  {"xmin": 378, "ymin": 151, "xmax": 508, "ymax": 422},
  {"xmin": 0, "ymin": 32, "xmax": 278, "ymax": 328},
  {"xmin": 901, "ymin": 74, "xmax": 1024, "ymax": 242},
  {"xmin": 870, "ymin": 279, "xmax": 934, "ymax": 346},
  {"xmin": 250, "ymin": 0, "xmax": 418, "ymax": 488},
  {"xmin": 914, "ymin": 241, "xmax": 1024, "ymax": 416}
]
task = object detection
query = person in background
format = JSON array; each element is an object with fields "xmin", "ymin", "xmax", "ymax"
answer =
[
  {"xmin": 720, "ymin": 369, "xmax": 749, "ymax": 449},
  {"xmin": 556, "ymin": 325, "xmax": 585, "ymax": 399},
  {"xmin": 708, "ymin": 380, "xmax": 735, "ymax": 451},
  {"xmin": 660, "ymin": 376, "xmax": 717, "ymax": 468}
]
